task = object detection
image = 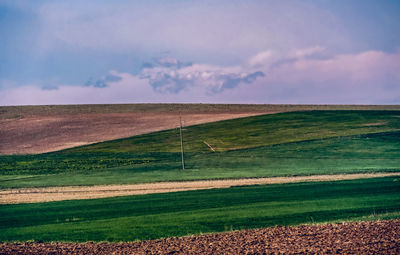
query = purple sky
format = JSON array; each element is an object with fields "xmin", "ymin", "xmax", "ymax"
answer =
[{"xmin": 1, "ymin": 1, "xmax": 400, "ymax": 105}]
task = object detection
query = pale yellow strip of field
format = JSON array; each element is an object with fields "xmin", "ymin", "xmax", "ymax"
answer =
[{"xmin": 1, "ymin": 173, "xmax": 399, "ymax": 204}]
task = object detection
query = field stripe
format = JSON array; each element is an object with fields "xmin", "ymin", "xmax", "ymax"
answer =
[{"xmin": 1, "ymin": 173, "xmax": 399, "ymax": 204}]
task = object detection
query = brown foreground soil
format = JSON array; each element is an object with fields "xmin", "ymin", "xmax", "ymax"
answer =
[
  {"xmin": 1, "ymin": 173, "xmax": 399, "ymax": 204},
  {"xmin": 1, "ymin": 219, "xmax": 399, "ymax": 254}
]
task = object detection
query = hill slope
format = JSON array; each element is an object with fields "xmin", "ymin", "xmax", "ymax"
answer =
[
  {"xmin": 2, "ymin": 104, "xmax": 399, "ymax": 155},
  {"xmin": 1, "ymin": 110, "xmax": 399, "ymax": 188}
]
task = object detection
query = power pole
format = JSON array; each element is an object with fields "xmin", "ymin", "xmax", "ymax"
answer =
[{"xmin": 179, "ymin": 114, "xmax": 185, "ymax": 170}]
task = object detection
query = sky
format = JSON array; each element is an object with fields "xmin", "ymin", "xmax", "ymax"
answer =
[{"xmin": 1, "ymin": 0, "xmax": 400, "ymax": 105}]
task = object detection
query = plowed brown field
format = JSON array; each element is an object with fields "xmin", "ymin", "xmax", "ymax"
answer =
[
  {"xmin": 1, "ymin": 219, "xmax": 399, "ymax": 254},
  {"xmin": 0, "ymin": 112, "xmax": 270, "ymax": 155}
]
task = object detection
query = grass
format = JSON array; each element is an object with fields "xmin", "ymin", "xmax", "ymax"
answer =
[
  {"xmin": 0, "ymin": 177, "xmax": 399, "ymax": 242},
  {"xmin": 1, "ymin": 109, "xmax": 400, "ymax": 242},
  {"xmin": 60, "ymin": 110, "xmax": 400, "ymax": 153},
  {"xmin": 1, "ymin": 110, "xmax": 400, "ymax": 188}
]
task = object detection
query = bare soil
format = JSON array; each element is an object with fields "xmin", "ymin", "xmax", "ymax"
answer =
[
  {"xmin": 1, "ymin": 219, "xmax": 399, "ymax": 254},
  {"xmin": 1, "ymin": 173, "xmax": 398, "ymax": 204},
  {"xmin": 0, "ymin": 112, "xmax": 270, "ymax": 155}
]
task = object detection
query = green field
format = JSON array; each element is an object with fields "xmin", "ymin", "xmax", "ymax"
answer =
[
  {"xmin": 1, "ymin": 109, "xmax": 400, "ymax": 242},
  {"xmin": 1, "ymin": 110, "xmax": 400, "ymax": 188},
  {"xmin": 1, "ymin": 177, "xmax": 399, "ymax": 242}
]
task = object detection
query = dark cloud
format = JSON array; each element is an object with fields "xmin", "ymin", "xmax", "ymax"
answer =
[
  {"xmin": 142, "ymin": 57, "xmax": 192, "ymax": 70},
  {"xmin": 213, "ymin": 71, "xmax": 265, "ymax": 93},
  {"xmin": 139, "ymin": 57, "xmax": 265, "ymax": 94},
  {"xmin": 84, "ymin": 74, "xmax": 122, "ymax": 88},
  {"xmin": 141, "ymin": 67, "xmax": 265, "ymax": 94},
  {"xmin": 149, "ymin": 76, "xmax": 194, "ymax": 94}
]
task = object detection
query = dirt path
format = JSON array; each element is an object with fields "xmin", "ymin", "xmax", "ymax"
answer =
[
  {"xmin": 1, "ymin": 219, "xmax": 399, "ymax": 254},
  {"xmin": 1, "ymin": 173, "xmax": 398, "ymax": 204}
]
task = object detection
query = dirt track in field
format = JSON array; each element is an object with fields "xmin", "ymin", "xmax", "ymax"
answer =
[
  {"xmin": 1, "ymin": 219, "xmax": 399, "ymax": 254},
  {"xmin": 0, "ymin": 112, "xmax": 273, "ymax": 155},
  {"xmin": 1, "ymin": 173, "xmax": 398, "ymax": 204}
]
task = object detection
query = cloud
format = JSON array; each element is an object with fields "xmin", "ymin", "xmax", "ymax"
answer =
[
  {"xmin": 141, "ymin": 58, "xmax": 192, "ymax": 69},
  {"xmin": 139, "ymin": 58, "xmax": 265, "ymax": 94},
  {"xmin": 84, "ymin": 73, "xmax": 122, "ymax": 88},
  {"xmin": 0, "ymin": 74, "xmax": 150, "ymax": 106},
  {"xmin": 29, "ymin": 1, "xmax": 352, "ymax": 62},
  {"xmin": 248, "ymin": 50, "xmax": 275, "ymax": 68},
  {"xmin": 209, "ymin": 71, "xmax": 265, "ymax": 93},
  {"xmin": 244, "ymin": 47, "xmax": 400, "ymax": 104},
  {"xmin": 249, "ymin": 46, "xmax": 327, "ymax": 69},
  {"xmin": 292, "ymin": 46, "xmax": 326, "ymax": 59},
  {"xmin": 264, "ymin": 49, "xmax": 400, "ymax": 85},
  {"xmin": 3, "ymin": 0, "xmax": 400, "ymax": 105},
  {"xmin": 1, "ymin": 47, "xmax": 400, "ymax": 106}
]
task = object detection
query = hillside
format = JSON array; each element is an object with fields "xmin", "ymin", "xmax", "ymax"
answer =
[
  {"xmin": 1, "ymin": 110, "xmax": 399, "ymax": 189},
  {"xmin": 2, "ymin": 104, "xmax": 399, "ymax": 155},
  {"xmin": 1, "ymin": 107, "xmax": 400, "ymax": 245}
]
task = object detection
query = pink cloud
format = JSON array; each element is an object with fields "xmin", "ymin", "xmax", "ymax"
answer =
[
  {"xmin": 292, "ymin": 46, "xmax": 326, "ymax": 58},
  {"xmin": 264, "ymin": 48, "xmax": 400, "ymax": 86},
  {"xmin": 1, "ymin": 48, "xmax": 399, "ymax": 106}
]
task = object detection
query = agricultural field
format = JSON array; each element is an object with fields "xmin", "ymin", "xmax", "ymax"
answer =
[
  {"xmin": 2, "ymin": 220, "xmax": 399, "ymax": 254},
  {"xmin": 1, "ymin": 104, "xmax": 400, "ymax": 252},
  {"xmin": 1, "ymin": 109, "xmax": 400, "ymax": 189},
  {"xmin": 1, "ymin": 177, "xmax": 400, "ymax": 242},
  {"xmin": 1, "ymin": 104, "xmax": 398, "ymax": 155}
]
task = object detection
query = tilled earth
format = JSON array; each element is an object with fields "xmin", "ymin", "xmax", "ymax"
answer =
[
  {"xmin": 1, "ymin": 219, "xmax": 399, "ymax": 254},
  {"xmin": 0, "ymin": 112, "xmax": 269, "ymax": 155}
]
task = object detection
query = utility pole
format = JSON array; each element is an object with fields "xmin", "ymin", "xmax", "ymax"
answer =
[{"xmin": 179, "ymin": 114, "xmax": 185, "ymax": 170}]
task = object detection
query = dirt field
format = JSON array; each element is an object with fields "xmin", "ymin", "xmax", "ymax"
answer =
[
  {"xmin": 1, "ymin": 173, "xmax": 398, "ymax": 204},
  {"xmin": 2, "ymin": 103, "xmax": 399, "ymax": 155},
  {"xmin": 0, "ymin": 112, "xmax": 272, "ymax": 155},
  {"xmin": 1, "ymin": 219, "xmax": 399, "ymax": 254},
  {"xmin": 0, "ymin": 105, "xmax": 282, "ymax": 155}
]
